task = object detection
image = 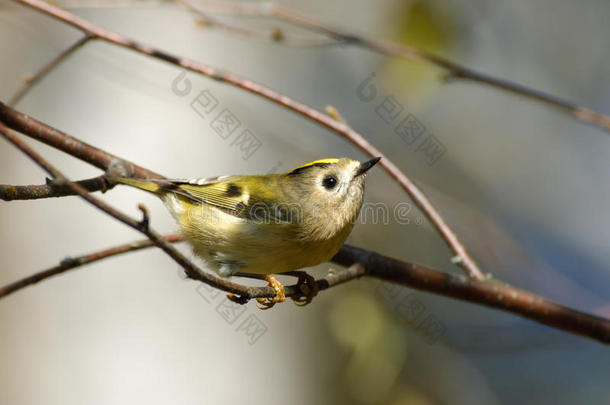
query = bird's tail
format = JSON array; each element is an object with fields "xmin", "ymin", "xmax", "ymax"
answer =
[
  {"xmin": 110, "ymin": 177, "xmax": 186, "ymax": 220},
  {"xmin": 110, "ymin": 177, "xmax": 163, "ymax": 195}
]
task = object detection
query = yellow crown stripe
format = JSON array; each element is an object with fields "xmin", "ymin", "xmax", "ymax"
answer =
[{"xmin": 289, "ymin": 158, "xmax": 339, "ymax": 173}]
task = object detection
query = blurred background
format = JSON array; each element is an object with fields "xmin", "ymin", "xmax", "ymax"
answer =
[{"xmin": 1, "ymin": 0, "xmax": 610, "ymax": 404}]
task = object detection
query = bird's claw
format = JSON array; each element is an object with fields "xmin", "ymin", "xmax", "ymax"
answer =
[
  {"xmin": 226, "ymin": 293, "xmax": 249, "ymax": 305},
  {"xmin": 256, "ymin": 275, "xmax": 285, "ymax": 310},
  {"xmin": 287, "ymin": 271, "xmax": 319, "ymax": 306}
]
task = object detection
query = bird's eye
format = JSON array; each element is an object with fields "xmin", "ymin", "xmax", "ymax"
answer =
[{"xmin": 322, "ymin": 175, "xmax": 338, "ymax": 190}]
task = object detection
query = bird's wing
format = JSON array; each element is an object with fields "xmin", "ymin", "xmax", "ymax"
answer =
[
  {"xmin": 153, "ymin": 176, "xmax": 289, "ymax": 222},
  {"xmin": 149, "ymin": 176, "xmax": 242, "ymax": 213}
]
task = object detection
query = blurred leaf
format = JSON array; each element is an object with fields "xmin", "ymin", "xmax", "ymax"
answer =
[{"xmin": 383, "ymin": 0, "xmax": 455, "ymax": 108}]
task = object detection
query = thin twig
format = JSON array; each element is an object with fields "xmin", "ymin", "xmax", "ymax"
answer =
[
  {"xmin": 0, "ymin": 234, "xmax": 185, "ymax": 298},
  {"xmin": 11, "ymin": 0, "xmax": 486, "ymax": 280},
  {"xmin": 175, "ymin": 0, "xmax": 335, "ymax": 47},
  {"xmin": 8, "ymin": 34, "xmax": 93, "ymax": 106},
  {"xmin": 0, "ymin": 175, "xmax": 109, "ymax": 201},
  {"xmin": 196, "ymin": 0, "xmax": 610, "ymax": 132},
  {"xmin": 2, "ymin": 235, "xmax": 609, "ymax": 345}
]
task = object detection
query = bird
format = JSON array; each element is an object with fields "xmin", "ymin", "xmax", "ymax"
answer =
[{"xmin": 110, "ymin": 156, "xmax": 381, "ymax": 308}]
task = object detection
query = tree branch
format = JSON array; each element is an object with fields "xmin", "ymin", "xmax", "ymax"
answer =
[
  {"xmin": 2, "ymin": 234, "xmax": 609, "ymax": 345},
  {"xmin": 8, "ymin": 34, "xmax": 93, "ymax": 106},
  {"xmin": 8, "ymin": 0, "xmax": 487, "ymax": 280},
  {"xmin": 175, "ymin": 0, "xmax": 336, "ymax": 47},
  {"xmin": 195, "ymin": 0, "xmax": 610, "ymax": 133},
  {"xmin": 0, "ymin": 175, "xmax": 110, "ymax": 201},
  {"xmin": 335, "ymin": 245, "xmax": 610, "ymax": 345},
  {"xmin": 0, "ymin": 102, "xmax": 162, "ymax": 180},
  {"xmin": 0, "ymin": 233, "xmax": 185, "ymax": 298}
]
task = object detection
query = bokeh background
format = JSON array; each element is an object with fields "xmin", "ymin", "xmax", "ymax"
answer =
[{"xmin": 1, "ymin": 0, "xmax": 610, "ymax": 404}]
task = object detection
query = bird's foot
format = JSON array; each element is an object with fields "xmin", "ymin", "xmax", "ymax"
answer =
[
  {"xmin": 256, "ymin": 275, "xmax": 286, "ymax": 310},
  {"xmin": 284, "ymin": 271, "xmax": 319, "ymax": 306}
]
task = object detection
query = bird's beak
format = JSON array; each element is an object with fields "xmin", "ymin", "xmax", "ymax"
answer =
[{"xmin": 355, "ymin": 157, "xmax": 382, "ymax": 177}]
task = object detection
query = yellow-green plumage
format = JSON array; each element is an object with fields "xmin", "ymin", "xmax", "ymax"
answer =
[{"xmin": 111, "ymin": 157, "xmax": 379, "ymax": 277}]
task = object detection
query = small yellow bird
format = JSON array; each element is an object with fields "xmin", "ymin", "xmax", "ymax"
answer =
[{"xmin": 111, "ymin": 157, "xmax": 380, "ymax": 308}]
